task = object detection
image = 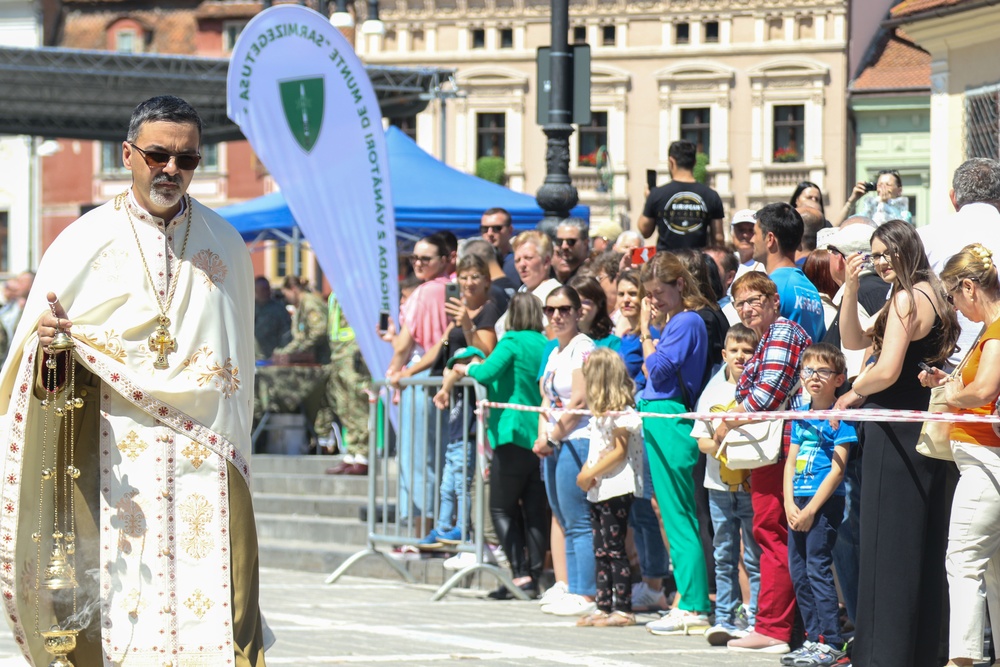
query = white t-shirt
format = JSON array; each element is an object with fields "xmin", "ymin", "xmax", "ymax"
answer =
[
  {"xmin": 541, "ymin": 333, "xmax": 595, "ymax": 441},
  {"xmin": 586, "ymin": 408, "xmax": 644, "ymax": 502},
  {"xmin": 690, "ymin": 365, "xmax": 739, "ymax": 492}
]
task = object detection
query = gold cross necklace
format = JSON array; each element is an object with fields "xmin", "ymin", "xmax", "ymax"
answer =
[{"xmin": 116, "ymin": 190, "xmax": 193, "ymax": 369}]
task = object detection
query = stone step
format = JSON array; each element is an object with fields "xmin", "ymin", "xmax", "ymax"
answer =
[
  {"xmin": 257, "ymin": 537, "xmax": 497, "ymax": 591},
  {"xmin": 252, "ymin": 472, "xmax": 374, "ymax": 496},
  {"xmin": 256, "ymin": 513, "xmax": 371, "ymax": 544},
  {"xmin": 250, "ymin": 454, "xmax": 342, "ymax": 476},
  {"xmin": 253, "ymin": 492, "xmax": 370, "ymax": 519}
]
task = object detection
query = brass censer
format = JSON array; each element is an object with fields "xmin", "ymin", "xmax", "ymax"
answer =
[{"xmin": 34, "ymin": 305, "xmax": 82, "ymax": 667}]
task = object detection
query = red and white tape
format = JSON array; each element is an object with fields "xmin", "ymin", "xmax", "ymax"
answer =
[{"xmin": 477, "ymin": 400, "xmax": 1000, "ymax": 424}]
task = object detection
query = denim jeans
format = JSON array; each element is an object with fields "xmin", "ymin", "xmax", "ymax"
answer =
[
  {"xmin": 629, "ymin": 446, "xmax": 672, "ymax": 579},
  {"xmin": 398, "ymin": 370, "xmax": 446, "ymax": 521},
  {"xmin": 708, "ymin": 488, "xmax": 760, "ymax": 627},
  {"xmin": 436, "ymin": 438, "xmax": 475, "ymax": 534},
  {"xmin": 831, "ymin": 456, "xmax": 861, "ymax": 623},
  {"xmin": 789, "ymin": 495, "xmax": 845, "ymax": 646},
  {"xmin": 543, "ymin": 438, "xmax": 596, "ymax": 597}
]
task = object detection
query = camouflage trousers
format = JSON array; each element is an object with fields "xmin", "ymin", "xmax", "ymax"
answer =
[{"xmin": 312, "ymin": 340, "xmax": 372, "ymax": 457}]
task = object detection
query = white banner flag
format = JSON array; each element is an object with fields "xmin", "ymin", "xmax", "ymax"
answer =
[{"xmin": 226, "ymin": 5, "xmax": 397, "ymax": 380}]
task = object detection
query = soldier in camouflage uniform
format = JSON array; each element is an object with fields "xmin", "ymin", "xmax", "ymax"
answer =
[
  {"xmin": 322, "ymin": 295, "xmax": 372, "ymax": 475},
  {"xmin": 269, "ymin": 277, "xmax": 331, "ymax": 448}
]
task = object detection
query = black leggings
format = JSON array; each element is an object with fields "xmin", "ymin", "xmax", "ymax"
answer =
[
  {"xmin": 489, "ymin": 444, "xmax": 548, "ymax": 582},
  {"xmin": 591, "ymin": 494, "xmax": 634, "ymax": 613}
]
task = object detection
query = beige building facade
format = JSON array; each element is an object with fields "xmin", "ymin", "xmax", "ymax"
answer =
[{"xmin": 358, "ymin": 0, "xmax": 850, "ymax": 230}]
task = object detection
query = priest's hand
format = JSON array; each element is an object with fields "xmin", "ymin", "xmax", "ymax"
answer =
[{"xmin": 38, "ymin": 292, "xmax": 72, "ymax": 350}]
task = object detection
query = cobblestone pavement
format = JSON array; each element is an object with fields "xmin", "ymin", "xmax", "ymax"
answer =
[{"xmin": 8, "ymin": 568, "xmax": 969, "ymax": 666}]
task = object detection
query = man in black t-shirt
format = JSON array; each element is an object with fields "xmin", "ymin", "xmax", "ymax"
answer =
[{"xmin": 638, "ymin": 139, "xmax": 725, "ymax": 251}]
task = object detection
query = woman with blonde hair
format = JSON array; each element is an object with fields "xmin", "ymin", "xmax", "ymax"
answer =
[
  {"xmin": 636, "ymin": 252, "xmax": 713, "ymax": 635},
  {"xmin": 921, "ymin": 243, "xmax": 1000, "ymax": 667}
]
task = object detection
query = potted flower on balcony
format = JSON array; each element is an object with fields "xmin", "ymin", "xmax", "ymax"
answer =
[{"xmin": 773, "ymin": 147, "xmax": 800, "ymax": 163}]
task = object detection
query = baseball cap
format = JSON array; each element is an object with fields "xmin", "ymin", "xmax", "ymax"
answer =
[
  {"xmin": 589, "ymin": 220, "xmax": 623, "ymax": 242},
  {"xmin": 446, "ymin": 346, "xmax": 486, "ymax": 369},
  {"xmin": 730, "ymin": 209, "xmax": 756, "ymax": 226},
  {"xmin": 816, "ymin": 221, "xmax": 877, "ymax": 256}
]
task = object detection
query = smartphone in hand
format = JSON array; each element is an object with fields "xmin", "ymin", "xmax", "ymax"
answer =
[
  {"xmin": 445, "ymin": 282, "xmax": 461, "ymax": 303},
  {"xmin": 378, "ymin": 310, "xmax": 390, "ymax": 335},
  {"xmin": 917, "ymin": 361, "xmax": 936, "ymax": 374},
  {"xmin": 646, "ymin": 169, "xmax": 657, "ymax": 191}
]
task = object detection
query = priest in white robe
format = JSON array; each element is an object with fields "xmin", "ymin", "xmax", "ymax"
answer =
[{"xmin": 0, "ymin": 96, "xmax": 265, "ymax": 666}]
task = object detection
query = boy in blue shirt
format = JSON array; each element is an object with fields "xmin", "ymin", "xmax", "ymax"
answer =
[{"xmin": 782, "ymin": 343, "xmax": 856, "ymax": 666}]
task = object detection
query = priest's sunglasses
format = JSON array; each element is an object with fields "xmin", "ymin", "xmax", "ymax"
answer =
[{"xmin": 129, "ymin": 143, "xmax": 202, "ymax": 171}]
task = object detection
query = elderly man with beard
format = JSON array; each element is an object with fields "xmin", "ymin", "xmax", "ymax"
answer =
[{"xmin": 553, "ymin": 218, "xmax": 590, "ymax": 284}]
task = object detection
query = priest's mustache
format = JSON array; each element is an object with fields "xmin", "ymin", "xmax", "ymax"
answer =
[{"xmin": 152, "ymin": 174, "xmax": 182, "ymax": 187}]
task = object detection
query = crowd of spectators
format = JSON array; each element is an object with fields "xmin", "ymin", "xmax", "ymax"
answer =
[{"xmin": 265, "ymin": 141, "xmax": 1000, "ymax": 666}]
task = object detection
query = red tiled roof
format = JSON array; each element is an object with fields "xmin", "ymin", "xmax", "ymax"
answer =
[
  {"xmin": 891, "ymin": 0, "xmax": 969, "ymax": 18},
  {"xmin": 852, "ymin": 28, "xmax": 930, "ymax": 91}
]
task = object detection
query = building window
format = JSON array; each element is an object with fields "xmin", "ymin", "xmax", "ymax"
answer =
[
  {"xmin": 675, "ymin": 22, "xmax": 690, "ymax": 44},
  {"xmin": 200, "ymin": 143, "xmax": 219, "ymax": 172},
  {"xmin": 476, "ymin": 113, "xmax": 505, "ymax": 158},
  {"xmin": 499, "ymin": 27, "xmax": 513, "ymax": 49},
  {"xmin": 115, "ymin": 29, "xmax": 140, "ymax": 53},
  {"xmin": 101, "ymin": 142, "xmax": 129, "ymax": 174},
  {"xmin": 602, "ymin": 25, "xmax": 615, "ymax": 46},
  {"xmin": 223, "ymin": 21, "xmax": 247, "ymax": 52},
  {"xmin": 471, "ymin": 28, "xmax": 486, "ymax": 49},
  {"xmin": 577, "ymin": 111, "xmax": 607, "ymax": 167},
  {"xmin": 411, "ymin": 29, "xmax": 425, "ymax": 50},
  {"xmin": 390, "ymin": 115, "xmax": 418, "ymax": 140},
  {"xmin": 773, "ymin": 104, "xmax": 805, "ymax": 162},
  {"xmin": 573, "ymin": 26, "xmax": 587, "ymax": 43},
  {"xmin": 0, "ymin": 211, "xmax": 7, "ymax": 274},
  {"xmin": 705, "ymin": 21, "xmax": 719, "ymax": 43},
  {"xmin": 680, "ymin": 108, "xmax": 711, "ymax": 157},
  {"xmin": 965, "ymin": 84, "xmax": 999, "ymax": 159}
]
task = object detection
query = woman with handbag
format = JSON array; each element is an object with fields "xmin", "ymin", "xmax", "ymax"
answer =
[
  {"xmin": 834, "ymin": 219, "xmax": 959, "ymax": 667},
  {"xmin": 635, "ymin": 252, "xmax": 714, "ymax": 636},
  {"xmin": 920, "ymin": 243, "xmax": 1000, "ymax": 667},
  {"xmin": 714, "ymin": 271, "xmax": 812, "ymax": 654}
]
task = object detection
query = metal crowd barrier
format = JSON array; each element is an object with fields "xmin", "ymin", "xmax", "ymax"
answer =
[{"xmin": 325, "ymin": 376, "xmax": 527, "ymax": 601}]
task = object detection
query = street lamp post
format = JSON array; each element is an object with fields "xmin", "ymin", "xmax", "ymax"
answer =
[{"xmin": 535, "ymin": 0, "xmax": 578, "ymax": 231}]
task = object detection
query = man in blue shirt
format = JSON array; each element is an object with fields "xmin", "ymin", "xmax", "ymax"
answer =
[{"xmin": 750, "ymin": 202, "xmax": 826, "ymax": 341}]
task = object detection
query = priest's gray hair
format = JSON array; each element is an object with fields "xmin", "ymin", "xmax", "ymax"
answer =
[
  {"xmin": 127, "ymin": 95, "xmax": 203, "ymax": 143},
  {"xmin": 952, "ymin": 158, "xmax": 1000, "ymax": 209}
]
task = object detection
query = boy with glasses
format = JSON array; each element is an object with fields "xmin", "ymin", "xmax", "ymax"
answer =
[{"xmin": 781, "ymin": 343, "xmax": 857, "ymax": 666}]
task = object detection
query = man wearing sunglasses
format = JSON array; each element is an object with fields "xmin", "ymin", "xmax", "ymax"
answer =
[
  {"xmin": 2, "ymin": 96, "xmax": 266, "ymax": 666},
  {"xmin": 480, "ymin": 207, "xmax": 520, "ymax": 287},
  {"xmin": 553, "ymin": 218, "xmax": 590, "ymax": 284}
]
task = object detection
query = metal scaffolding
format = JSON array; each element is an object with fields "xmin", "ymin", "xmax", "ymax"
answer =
[{"xmin": 0, "ymin": 46, "xmax": 453, "ymax": 142}]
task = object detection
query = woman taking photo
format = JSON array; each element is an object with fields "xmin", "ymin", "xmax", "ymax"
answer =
[
  {"xmin": 836, "ymin": 219, "xmax": 959, "ymax": 666},
  {"xmin": 449, "ymin": 293, "xmax": 548, "ymax": 598},
  {"xmin": 636, "ymin": 253, "xmax": 713, "ymax": 635},
  {"xmin": 535, "ymin": 286, "xmax": 597, "ymax": 616},
  {"xmin": 921, "ymin": 243, "xmax": 1000, "ymax": 667},
  {"xmin": 386, "ymin": 233, "xmax": 452, "ymax": 530}
]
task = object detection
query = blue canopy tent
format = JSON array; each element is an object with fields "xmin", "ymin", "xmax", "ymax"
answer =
[{"xmin": 217, "ymin": 126, "xmax": 589, "ymax": 246}]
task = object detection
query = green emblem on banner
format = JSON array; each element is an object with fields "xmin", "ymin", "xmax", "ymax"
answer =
[{"xmin": 279, "ymin": 77, "xmax": 325, "ymax": 153}]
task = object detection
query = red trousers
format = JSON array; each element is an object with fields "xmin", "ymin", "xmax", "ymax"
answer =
[{"xmin": 750, "ymin": 462, "xmax": 796, "ymax": 641}]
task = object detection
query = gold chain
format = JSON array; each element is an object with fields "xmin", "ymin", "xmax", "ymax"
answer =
[{"xmin": 117, "ymin": 190, "xmax": 193, "ymax": 320}]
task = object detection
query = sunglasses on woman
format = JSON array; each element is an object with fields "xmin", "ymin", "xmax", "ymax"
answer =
[{"xmin": 543, "ymin": 305, "xmax": 574, "ymax": 317}]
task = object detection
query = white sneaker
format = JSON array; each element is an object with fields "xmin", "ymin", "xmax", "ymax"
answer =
[
  {"xmin": 646, "ymin": 608, "xmax": 711, "ymax": 636},
  {"xmin": 705, "ymin": 623, "xmax": 746, "ymax": 646},
  {"xmin": 442, "ymin": 552, "xmax": 476, "ymax": 571},
  {"xmin": 631, "ymin": 582, "xmax": 669, "ymax": 612},
  {"xmin": 537, "ymin": 580, "xmax": 569, "ymax": 606},
  {"xmin": 541, "ymin": 593, "xmax": 597, "ymax": 617}
]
